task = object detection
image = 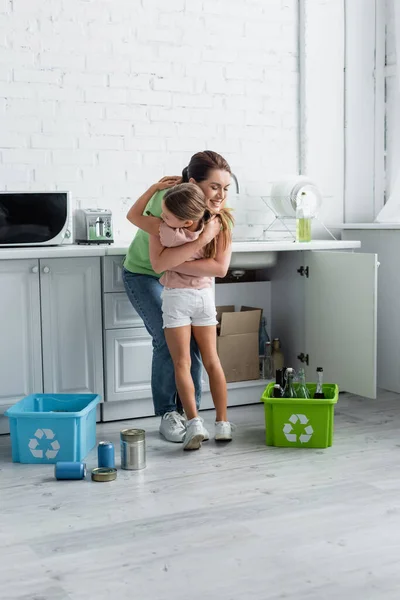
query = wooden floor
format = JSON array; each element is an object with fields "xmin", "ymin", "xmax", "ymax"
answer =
[{"xmin": 2, "ymin": 391, "xmax": 400, "ymax": 599}]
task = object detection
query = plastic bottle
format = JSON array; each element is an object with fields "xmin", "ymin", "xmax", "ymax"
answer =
[
  {"xmin": 296, "ymin": 191, "xmax": 312, "ymax": 243},
  {"xmin": 283, "ymin": 367, "xmax": 297, "ymax": 398},
  {"xmin": 296, "ymin": 367, "xmax": 310, "ymax": 399}
]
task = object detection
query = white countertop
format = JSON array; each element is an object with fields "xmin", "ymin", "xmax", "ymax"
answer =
[
  {"xmin": 341, "ymin": 223, "xmax": 400, "ymax": 230},
  {"xmin": 0, "ymin": 239, "xmax": 361, "ymax": 260}
]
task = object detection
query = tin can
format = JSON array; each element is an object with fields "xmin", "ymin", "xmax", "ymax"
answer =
[
  {"xmin": 120, "ymin": 428, "xmax": 146, "ymax": 470},
  {"xmin": 97, "ymin": 441, "xmax": 115, "ymax": 468},
  {"xmin": 91, "ymin": 467, "xmax": 117, "ymax": 482},
  {"xmin": 55, "ymin": 461, "xmax": 86, "ymax": 480}
]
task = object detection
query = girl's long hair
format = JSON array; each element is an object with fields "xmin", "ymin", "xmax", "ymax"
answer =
[{"xmin": 163, "ymin": 182, "xmax": 234, "ymax": 259}]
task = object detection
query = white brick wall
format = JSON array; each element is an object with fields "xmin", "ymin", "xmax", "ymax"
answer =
[{"xmin": 0, "ymin": 0, "xmax": 299, "ymax": 241}]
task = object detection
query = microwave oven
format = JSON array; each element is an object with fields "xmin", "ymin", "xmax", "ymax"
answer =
[{"xmin": 0, "ymin": 191, "xmax": 72, "ymax": 246}]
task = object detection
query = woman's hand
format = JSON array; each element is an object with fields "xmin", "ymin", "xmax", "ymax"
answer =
[
  {"xmin": 200, "ymin": 216, "xmax": 221, "ymax": 245},
  {"xmin": 154, "ymin": 176, "xmax": 182, "ymax": 191}
]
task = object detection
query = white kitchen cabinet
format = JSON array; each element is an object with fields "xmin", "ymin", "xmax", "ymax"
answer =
[
  {"xmin": 0, "ymin": 257, "xmax": 104, "ymax": 433},
  {"xmin": 102, "ymin": 256, "xmax": 154, "ymax": 415},
  {"xmin": 0, "ymin": 260, "xmax": 43, "ymax": 410},
  {"xmin": 342, "ymin": 226, "xmax": 399, "ymax": 393},
  {"xmin": 271, "ymin": 250, "xmax": 378, "ymax": 399},
  {"xmin": 40, "ymin": 257, "xmax": 104, "ymax": 395}
]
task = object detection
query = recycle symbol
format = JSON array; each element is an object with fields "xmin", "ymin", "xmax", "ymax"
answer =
[
  {"xmin": 28, "ymin": 428, "xmax": 60, "ymax": 459},
  {"xmin": 283, "ymin": 414, "xmax": 314, "ymax": 444}
]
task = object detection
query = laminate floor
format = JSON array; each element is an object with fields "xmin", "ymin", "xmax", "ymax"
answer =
[{"xmin": 1, "ymin": 391, "xmax": 400, "ymax": 600}]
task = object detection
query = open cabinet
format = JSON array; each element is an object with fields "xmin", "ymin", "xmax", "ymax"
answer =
[{"xmin": 272, "ymin": 250, "xmax": 378, "ymax": 399}]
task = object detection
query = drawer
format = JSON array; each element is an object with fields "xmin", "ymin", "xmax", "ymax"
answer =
[
  {"xmin": 102, "ymin": 255, "xmax": 126, "ymax": 293},
  {"xmin": 103, "ymin": 293, "xmax": 144, "ymax": 329}
]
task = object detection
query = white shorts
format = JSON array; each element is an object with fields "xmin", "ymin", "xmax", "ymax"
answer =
[{"xmin": 162, "ymin": 287, "xmax": 218, "ymax": 329}]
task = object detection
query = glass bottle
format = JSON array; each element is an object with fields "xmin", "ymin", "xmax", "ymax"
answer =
[
  {"xmin": 296, "ymin": 191, "xmax": 312, "ymax": 243},
  {"xmin": 296, "ymin": 367, "xmax": 310, "ymax": 399},
  {"xmin": 259, "ymin": 316, "xmax": 270, "ymax": 356},
  {"xmin": 314, "ymin": 367, "xmax": 325, "ymax": 399},
  {"xmin": 273, "ymin": 383, "xmax": 283, "ymax": 398},
  {"xmin": 271, "ymin": 338, "xmax": 284, "ymax": 373},
  {"xmin": 262, "ymin": 342, "xmax": 274, "ymax": 380},
  {"xmin": 275, "ymin": 367, "xmax": 287, "ymax": 388},
  {"xmin": 283, "ymin": 367, "xmax": 297, "ymax": 398}
]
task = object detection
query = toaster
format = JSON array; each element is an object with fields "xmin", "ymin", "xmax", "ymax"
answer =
[{"xmin": 74, "ymin": 209, "xmax": 114, "ymax": 244}]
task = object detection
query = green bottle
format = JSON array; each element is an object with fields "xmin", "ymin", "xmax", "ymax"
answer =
[{"xmin": 296, "ymin": 367, "xmax": 310, "ymax": 399}]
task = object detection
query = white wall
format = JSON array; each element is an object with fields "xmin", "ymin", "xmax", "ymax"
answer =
[
  {"xmin": 0, "ymin": 0, "xmax": 299, "ymax": 242},
  {"xmin": 385, "ymin": 0, "xmax": 398, "ymax": 202},
  {"xmin": 300, "ymin": 0, "xmax": 345, "ymax": 232}
]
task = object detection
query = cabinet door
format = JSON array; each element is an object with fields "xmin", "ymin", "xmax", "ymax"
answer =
[
  {"xmin": 40, "ymin": 257, "xmax": 104, "ymax": 398},
  {"xmin": 305, "ymin": 251, "xmax": 378, "ymax": 398},
  {"xmin": 105, "ymin": 328, "xmax": 152, "ymax": 402},
  {"xmin": 0, "ymin": 260, "xmax": 42, "ymax": 408}
]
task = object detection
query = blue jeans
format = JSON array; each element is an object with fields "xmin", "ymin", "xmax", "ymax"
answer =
[{"xmin": 122, "ymin": 269, "xmax": 203, "ymax": 416}]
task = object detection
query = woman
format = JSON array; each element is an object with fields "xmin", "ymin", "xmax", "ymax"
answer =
[{"xmin": 122, "ymin": 150, "xmax": 233, "ymax": 443}]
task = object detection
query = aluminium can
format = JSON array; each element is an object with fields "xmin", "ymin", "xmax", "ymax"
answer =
[
  {"xmin": 120, "ymin": 428, "xmax": 146, "ymax": 470},
  {"xmin": 54, "ymin": 461, "xmax": 86, "ymax": 480},
  {"xmin": 97, "ymin": 441, "xmax": 115, "ymax": 469}
]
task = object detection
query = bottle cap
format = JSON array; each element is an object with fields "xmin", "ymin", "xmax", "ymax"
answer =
[{"xmin": 317, "ymin": 367, "xmax": 323, "ymax": 372}]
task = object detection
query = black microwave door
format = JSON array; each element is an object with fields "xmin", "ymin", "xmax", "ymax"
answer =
[{"xmin": 0, "ymin": 193, "xmax": 67, "ymax": 244}]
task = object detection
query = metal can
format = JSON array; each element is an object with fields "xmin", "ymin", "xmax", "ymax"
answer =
[
  {"xmin": 55, "ymin": 461, "xmax": 86, "ymax": 480},
  {"xmin": 91, "ymin": 467, "xmax": 117, "ymax": 482},
  {"xmin": 97, "ymin": 441, "xmax": 115, "ymax": 469},
  {"xmin": 120, "ymin": 428, "xmax": 146, "ymax": 470}
]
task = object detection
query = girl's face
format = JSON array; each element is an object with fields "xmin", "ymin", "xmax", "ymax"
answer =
[
  {"xmin": 161, "ymin": 200, "xmax": 193, "ymax": 229},
  {"xmin": 190, "ymin": 169, "xmax": 231, "ymax": 213}
]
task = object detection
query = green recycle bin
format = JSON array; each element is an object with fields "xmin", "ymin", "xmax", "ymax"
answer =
[{"xmin": 261, "ymin": 383, "xmax": 339, "ymax": 448}]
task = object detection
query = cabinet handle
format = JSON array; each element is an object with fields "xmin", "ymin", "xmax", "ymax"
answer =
[
  {"xmin": 43, "ymin": 266, "xmax": 50, "ymax": 274},
  {"xmin": 31, "ymin": 266, "xmax": 38, "ymax": 274}
]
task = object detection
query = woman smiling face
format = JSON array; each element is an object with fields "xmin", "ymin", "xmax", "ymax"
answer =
[{"xmin": 190, "ymin": 168, "xmax": 231, "ymax": 213}]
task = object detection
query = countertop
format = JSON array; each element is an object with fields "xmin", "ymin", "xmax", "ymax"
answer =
[
  {"xmin": 341, "ymin": 223, "xmax": 400, "ymax": 230},
  {"xmin": 0, "ymin": 239, "xmax": 361, "ymax": 260}
]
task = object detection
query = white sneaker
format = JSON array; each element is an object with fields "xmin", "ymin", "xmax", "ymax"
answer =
[
  {"xmin": 181, "ymin": 413, "xmax": 209, "ymax": 441},
  {"xmin": 215, "ymin": 421, "xmax": 234, "ymax": 442},
  {"xmin": 159, "ymin": 411, "xmax": 186, "ymax": 443},
  {"xmin": 183, "ymin": 418, "xmax": 205, "ymax": 451}
]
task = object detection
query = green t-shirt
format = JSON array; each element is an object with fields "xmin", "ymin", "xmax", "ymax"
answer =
[{"xmin": 123, "ymin": 189, "xmax": 166, "ymax": 277}]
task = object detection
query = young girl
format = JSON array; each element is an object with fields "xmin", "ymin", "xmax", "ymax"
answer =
[{"xmin": 128, "ymin": 181, "xmax": 234, "ymax": 450}]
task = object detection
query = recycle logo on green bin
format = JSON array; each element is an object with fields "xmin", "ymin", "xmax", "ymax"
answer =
[{"xmin": 282, "ymin": 414, "xmax": 314, "ymax": 444}]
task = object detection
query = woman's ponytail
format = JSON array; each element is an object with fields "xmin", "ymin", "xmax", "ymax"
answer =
[{"xmin": 181, "ymin": 166, "xmax": 189, "ymax": 182}]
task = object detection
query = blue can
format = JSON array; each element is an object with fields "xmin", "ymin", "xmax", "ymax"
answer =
[
  {"xmin": 55, "ymin": 461, "xmax": 86, "ymax": 480},
  {"xmin": 97, "ymin": 441, "xmax": 115, "ymax": 469}
]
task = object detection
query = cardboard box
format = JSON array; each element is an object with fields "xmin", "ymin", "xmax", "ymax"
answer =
[{"xmin": 216, "ymin": 306, "xmax": 262, "ymax": 383}]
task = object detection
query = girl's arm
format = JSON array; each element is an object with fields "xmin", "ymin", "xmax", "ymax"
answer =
[
  {"xmin": 172, "ymin": 234, "xmax": 232, "ymax": 278},
  {"xmin": 149, "ymin": 218, "xmax": 221, "ymax": 273},
  {"xmin": 126, "ymin": 176, "xmax": 181, "ymax": 236}
]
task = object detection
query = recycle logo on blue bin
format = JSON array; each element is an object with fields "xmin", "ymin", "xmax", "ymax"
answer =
[
  {"xmin": 282, "ymin": 414, "xmax": 314, "ymax": 444},
  {"xmin": 28, "ymin": 428, "xmax": 61, "ymax": 460}
]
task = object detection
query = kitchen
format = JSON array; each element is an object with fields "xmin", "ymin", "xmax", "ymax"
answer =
[{"xmin": 1, "ymin": 1, "xmax": 400, "ymax": 599}]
